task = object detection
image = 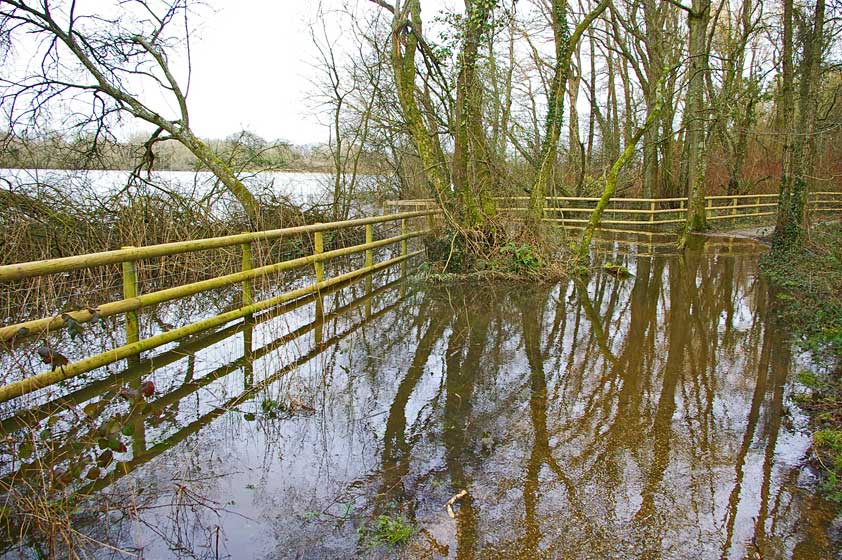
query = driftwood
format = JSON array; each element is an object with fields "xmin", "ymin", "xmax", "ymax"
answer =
[{"xmin": 445, "ymin": 489, "xmax": 468, "ymax": 519}]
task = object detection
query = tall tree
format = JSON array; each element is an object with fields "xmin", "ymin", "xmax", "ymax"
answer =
[
  {"xmin": 676, "ymin": 0, "xmax": 713, "ymax": 239},
  {"xmin": 370, "ymin": 0, "xmax": 500, "ymax": 230},
  {"xmin": 708, "ymin": 0, "xmax": 762, "ymax": 197},
  {"xmin": 773, "ymin": 0, "xmax": 826, "ymax": 251},
  {"xmin": 608, "ymin": 0, "xmax": 683, "ymax": 198},
  {"xmin": 451, "ymin": 0, "xmax": 499, "ymax": 227},
  {"xmin": 310, "ymin": 3, "xmax": 376, "ymax": 220}
]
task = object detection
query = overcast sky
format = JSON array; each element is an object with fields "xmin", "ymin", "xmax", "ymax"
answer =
[
  {"xmin": 177, "ymin": 1, "xmax": 324, "ymax": 145},
  {"xmin": 3, "ymin": 0, "xmax": 462, "ymax": 146}
]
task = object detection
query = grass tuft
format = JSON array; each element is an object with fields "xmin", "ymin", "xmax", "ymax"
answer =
[{"xmin": 359, "ymin": 514, "xmax": 415, "ymax": 549}]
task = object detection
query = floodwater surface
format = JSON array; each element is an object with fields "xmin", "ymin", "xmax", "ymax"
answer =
[{"xmin": 0, "ymin": 236, "xmax": 839, "ymax": 559}]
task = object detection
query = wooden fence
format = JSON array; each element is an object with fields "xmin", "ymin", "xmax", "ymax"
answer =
[
  {"xmin": 3, "ymin": 191, "xmax": 841, "ymax": 403},
  {"xmin": 0, "ymin": 209, "xmax": 439, "ymax": 403},
  {"xmin": 384, "ymin": 191, "xmax": 842, "ymax": 230}
]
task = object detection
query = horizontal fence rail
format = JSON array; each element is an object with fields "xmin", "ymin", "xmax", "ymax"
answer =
[
  {"xmin": 0, "ymin": 209, "xmax": 440, "ymax": 403},
  {"xmin": 0, "ymin": 210, "xmax": 436, "ymax": 282},
  {"xmin": 384, "ymin": 192, "xmax": 842, "ymax": 229}
]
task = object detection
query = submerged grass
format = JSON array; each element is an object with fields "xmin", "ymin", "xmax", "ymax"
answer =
[
  {"xmin": 358, "ymin": 513, "xmax": 415, "ymax": 549},
  {"xmin": 762, "ymin": 222, "xmax": 842, "ymax": 500}
]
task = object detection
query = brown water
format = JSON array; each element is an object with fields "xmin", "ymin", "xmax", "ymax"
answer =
[{"xmin": 0, "ymin": 236, "xmax": 839, "ymax": 559}]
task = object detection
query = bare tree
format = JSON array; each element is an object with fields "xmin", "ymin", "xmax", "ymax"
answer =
[
  {"xmin": 527, "ymin": 0, "xmax": 610, "ymax": 223},
  {"xmin": 676, "ymin": 0, "xmax": 713, "ymax": 239},
  {"xmin": 369, "ymin": 0, "xmax": 501, "ymax": 229},
  {"xmin": 0, "ymin": 0, "xmax": 261, "ymax": 223},
  {"xmin": 310, "ymin": 3, "xmax": 376, "ymax": 220}
]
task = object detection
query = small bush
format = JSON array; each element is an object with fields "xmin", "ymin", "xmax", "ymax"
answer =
[
  {"xmin": 814, "ymin": 429, "xmax": 842, "ymax": 502},
  {"xmin": 499, "ymin": 242, "xmax": 544, "ymax": 274},
  {"xmin": 421, "ymin": 218, "xmax": 570, "ymax": 281}
]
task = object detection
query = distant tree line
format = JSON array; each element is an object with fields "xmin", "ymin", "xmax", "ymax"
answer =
[{"xmin": 0, "ymin": 129, "xmax": 336, "ymax": 173}]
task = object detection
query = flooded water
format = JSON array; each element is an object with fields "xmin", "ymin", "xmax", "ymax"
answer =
[{"xmin": 0, "ymin": 236, "xmax": 840, "ymax": 559}]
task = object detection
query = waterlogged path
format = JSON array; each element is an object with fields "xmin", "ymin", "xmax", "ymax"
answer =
[{"xmin": 0, "ymin": 236, "xmax": 838, "ymax": 559}]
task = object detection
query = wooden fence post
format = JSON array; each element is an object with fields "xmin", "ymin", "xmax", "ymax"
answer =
[
  {"xmin": 649, "ymin": 201, "xmax": 656, "ymax": 224},
  {"xmin": 120, "ymin": 246, "xmax": 143, "ymax": 448},
  {"xmin": 312, "ymin": 230, "xmax": 325, "ymax": 346},
  {"xmin": 365, "ymin": 224, "xmax": 374, "ymax": 269},
  {"xmin": 313, "ymin": 230, "xmax": 324, "ymax": 284},
  {"xmin": 365, "ymin": 223, "xmax": 374, "ymax": 319},
  {"xmin": 121, "ymin": 246, "xmax": 139, "ymax": 347},
  {"xmin": 240, "ymin": 235, "xmax": 253, "ymax": 308}
]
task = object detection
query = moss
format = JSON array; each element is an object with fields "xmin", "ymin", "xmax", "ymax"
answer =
[
  {"xmin": 797, "ymin": 371, "xmax": 824, "ymax": 389},
  {"xmin": 815, "ymin": 429, "xmax": 842, "ymax": 502},
  {"xmin": 763, "ymin": 223, "xmax": 842, "ymax": 501},
  {"xmin": 762, "ymin": 223, "xmax": 842, "ymax": 360}
]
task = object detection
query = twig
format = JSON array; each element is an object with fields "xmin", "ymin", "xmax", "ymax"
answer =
[{"xmin": 445, "ymin": 489, "xmax": 468, "ymax": 519}]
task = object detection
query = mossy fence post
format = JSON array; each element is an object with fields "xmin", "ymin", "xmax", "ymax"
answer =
[
  {"xmin": 240, "ymin": 234, "xmax": 256, "ymax": 385},
  {"xmin": 313, "ymin": 229, "xmax": 325, "ymax": 346},
  {"xmin": 240, "ymin": 235, "xmax": 253, "ymax": 309},
  {"xmin": 121, "ymin": 246, "xmax": 139, "ymax": 354},
  {"xmin": 365, "ymin": 224, "xmax": 374, "ymax": 320}
]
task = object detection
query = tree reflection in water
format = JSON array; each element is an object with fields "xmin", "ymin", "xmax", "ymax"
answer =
[{"xmin": 0, "ymin": 239, "xmax": 837, "ymax": 559}]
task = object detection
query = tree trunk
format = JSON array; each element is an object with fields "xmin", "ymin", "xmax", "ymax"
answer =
[
  {"xmin": 388, "ymin": 1, "xmax": 451, "ymax": 205},
  {"xmin": 529, "ymin": 0, "xmax": 609, "ymax": 223},
  {"xmin": 682, "ymin": 0, "xmax": 711, "ymax": 239},
  {"xmin": 176, "ymin": 130, "xmax": 261, "ymax": 224},
  {"xmin": 567, "ymin": 47, "xmax": 582, "ymax": 190},
  {"xmin": 586, "ymin": 30, "xmax": 597, "ymax": 168},
  {"xmin": 579, "ymin": 85, "xmax": 664, "ymax": 260},
  {"xmin": 773, "ymin": 0, "xmax": 825, "ymax": 251},
  {"xmin": 452, "ymin": 0, "xmax": 498, "ymax": 227}
]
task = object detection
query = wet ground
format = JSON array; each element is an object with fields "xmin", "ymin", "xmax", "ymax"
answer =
[{"xmin": 0, "ymin": 235, "xmax": 840, "ymax": 559}]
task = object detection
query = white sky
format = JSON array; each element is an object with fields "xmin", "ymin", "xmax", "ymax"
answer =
[
  {"xmin": 163, "ymin": 0, "xmax": 453, "ymax": 145},
  {"xmin": 184, "ymin": 1, "xmax": 324, "ymax": 144}
]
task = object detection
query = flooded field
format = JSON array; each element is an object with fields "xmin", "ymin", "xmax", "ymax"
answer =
[{"xmin": 0, "ymin": 235, "xmax": 839, "ymax": 559}]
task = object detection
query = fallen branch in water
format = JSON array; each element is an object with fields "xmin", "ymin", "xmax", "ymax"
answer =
[{"xmin": 445, "ymin": 489, "xmax": 468, "ymax": 518}]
